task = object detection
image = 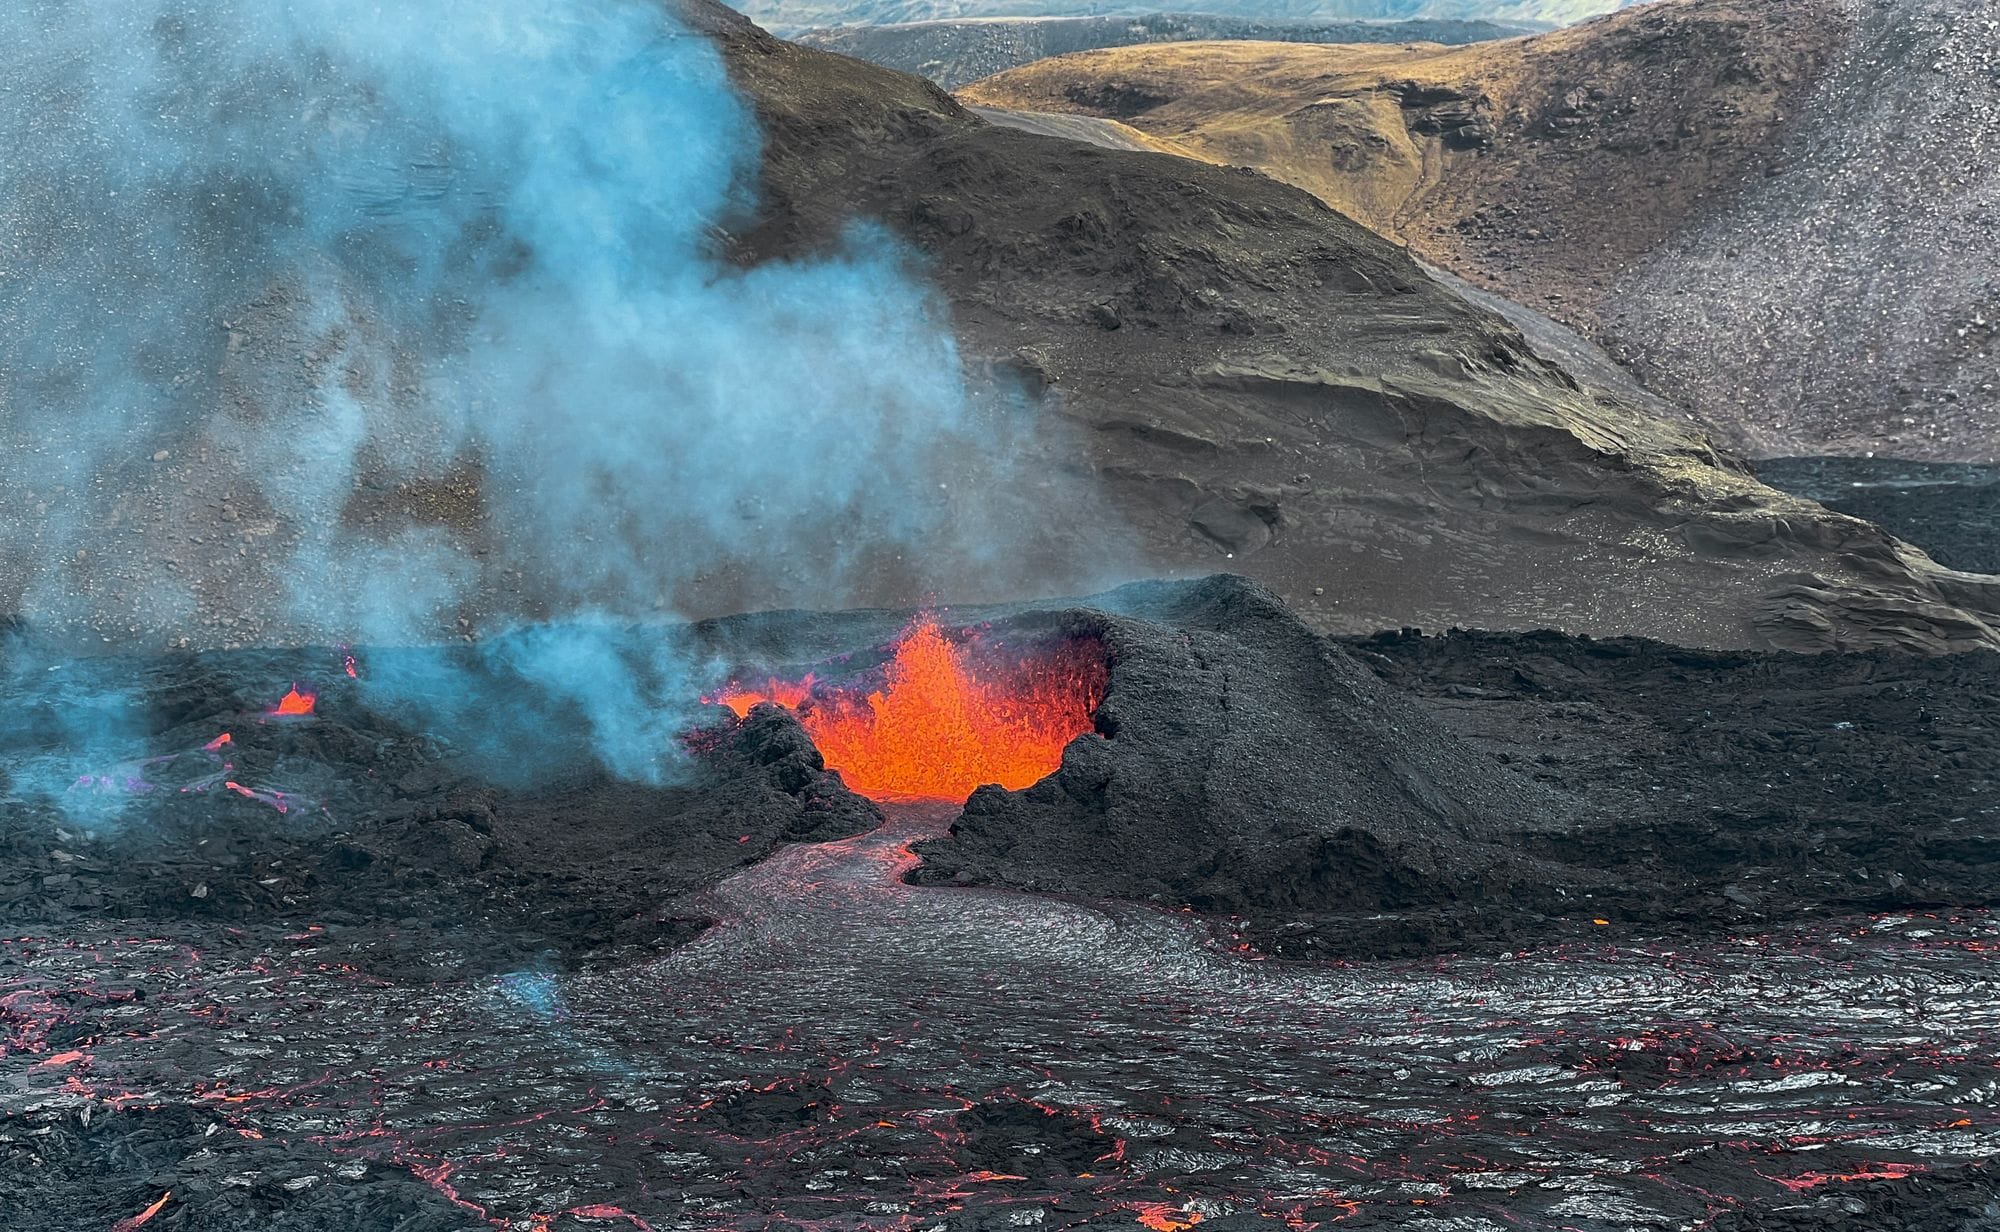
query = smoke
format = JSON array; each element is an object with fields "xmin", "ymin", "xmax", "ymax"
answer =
[
  {"xmin": 0, "ymin": 0, "xmax": 1114, "ymax": 798},
  {"xmin": 0, "ymin": 637, "xmax": 148, "ymax": 824}
]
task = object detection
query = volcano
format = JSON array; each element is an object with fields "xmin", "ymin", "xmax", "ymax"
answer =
[
  {"xmin": 5, "ymin": 1, "xmax": 1999, "ymax": 1228},
  {"xmin": 6, "ymin": 577, "xmax": 2000, "ymax": 1230}
]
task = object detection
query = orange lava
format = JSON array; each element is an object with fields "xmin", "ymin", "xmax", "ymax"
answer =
[
  {"xmin": 271, "ymin": 685, "xmax": 316, "ymax": 716},
  {"xmin": 1769, "ymin": 1161, "xmax": 1924, "ymax": 1192},
  {"xmin": 714, "ymin": 616, "xmax": 1105, "ymax": 803},
  {"xmin": 1130, "ymin": 1204, "xmax": 1203, "ymax": 1232},
  {"xmin": 711, "ymin": 674, "xmax": 815, "ymax": 719},
  {"xmin": 113, "ymin": 1192, "xmax": 171, "ymax": 1232}
]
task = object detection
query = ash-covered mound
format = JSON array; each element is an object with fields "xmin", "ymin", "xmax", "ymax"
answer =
[
  {"xmin": 0, "ymin": 637, "xmax": 878, "ymax": 977},
  {"xmin": 909, "ymin": 575, "xmax": 1571, "ymax": 922},
  {"xmin": 914, "ymin": 575, "xmax": 2000, "ymax": 957}
]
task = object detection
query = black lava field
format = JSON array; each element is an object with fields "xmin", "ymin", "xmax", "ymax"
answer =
[{"xmin": 6, "ymin": 579, "xmax": 1999, "ymax": 1232}]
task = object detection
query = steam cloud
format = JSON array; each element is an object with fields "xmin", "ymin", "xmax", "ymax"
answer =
[{"xmin": 0, "ymin": 0, "xmax": 1115, "ymax": 804}]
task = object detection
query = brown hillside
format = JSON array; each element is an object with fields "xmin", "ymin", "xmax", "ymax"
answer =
[
  {"xmin": 685, "ymin": 0, "xmax": 1998, "ymax": 653},
  {"xmin": 959, "ymin": 0, "xmax": 1848, "ymax": 344}
]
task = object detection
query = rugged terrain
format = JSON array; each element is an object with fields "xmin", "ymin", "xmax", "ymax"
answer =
[
  {"xmin": 795, "ymin": 14, "xmax": 1536, "ymax": 89},
  {"xmin": 911, "ymin": 575, "xmax": 2000, "ymax": 957},
  {"xmin": 961, "ymin": 0, "xmax": 2000, "ymax": 461},
  {"xmin": 694, "ymin": 0, "xmax": 2000, "ymax": 653},
  {"xmin": 7, "ymin": 0, "xmax": 1996, "ymax": 656},
  {"xmin": 8, "ymin": 575, "xmax": 1999, "ymax": 1229}
]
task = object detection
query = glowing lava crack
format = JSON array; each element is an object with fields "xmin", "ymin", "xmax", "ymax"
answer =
[{"xmin": 711, "ymin": 616, "xmax": 1106, "ymax": 802}]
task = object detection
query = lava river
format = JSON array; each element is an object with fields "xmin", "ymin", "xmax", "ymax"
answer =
[{"xmin": 6, "ymin": 806, "xmax": 1999, "ymax": 1230}]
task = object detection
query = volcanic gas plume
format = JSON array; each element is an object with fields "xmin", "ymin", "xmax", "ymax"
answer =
[{"xmin": 713, "ymin": 617, "xmax": 1106, "ymax": 801}]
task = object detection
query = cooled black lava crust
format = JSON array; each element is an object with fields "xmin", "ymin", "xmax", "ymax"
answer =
[
  {"xmin": 909, "ymin": 576, "xmax": 2000, "ymax": 960},
  {"xmin": 6, "ymin": 576, "xmax": 1999, "ymax": 1229},
  {"xmin": 0, "ymin": 643, "xmax": 879, "ymax": 982}
]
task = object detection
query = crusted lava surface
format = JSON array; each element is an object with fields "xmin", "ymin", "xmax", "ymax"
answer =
[
  {"xmin": 1761, "ymin": 456, "xmax": 2000, "ymax": 576},
  {"xmin": 6, "ymin": 577, "xmax": 2000, "ymax": 1228},
  {"xmin": 0, "ymin": 641, "xmax": 878, "ymax": 981},
  {"xmin": 910, "ymin": 575, "xmax": 2000, "ymax": 959}
]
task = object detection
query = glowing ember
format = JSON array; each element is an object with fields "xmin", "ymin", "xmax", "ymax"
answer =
[
  {"xmin": 713, "ymin": 617, "xmax": 1105, "ymax": 803},
  {"xmin": 271, "ymin": 685, "xmax": 316, "ymax": 716}
]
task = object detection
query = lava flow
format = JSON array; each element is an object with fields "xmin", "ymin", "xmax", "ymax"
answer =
[{"xmin": 712, "ymin": 617, "xmax": 1106, "ymax": 802}]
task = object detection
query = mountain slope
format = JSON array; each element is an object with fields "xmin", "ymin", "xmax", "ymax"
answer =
[
  {"xmin": 686, "ymin": 0, "xmax": 2000, "ymax": 653},
  {"xmin": 960, "ymin": 0, "xmax": 1848, "ymax": 331},
  {"xmin": 960, "ymin": 0, "xmax": 1999, "ymax": 461},
  {"xmin": 15, "ymin": 0, "xmax": 1986, "ymax": 654}
]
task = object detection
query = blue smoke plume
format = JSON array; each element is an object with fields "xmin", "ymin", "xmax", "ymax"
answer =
[{"xmin": 0, "ymin": 0, "xmax": 1107, "ymax": 797}]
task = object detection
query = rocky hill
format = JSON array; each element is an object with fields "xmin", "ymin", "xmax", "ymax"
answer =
[
  {"xmin": 960, "ymin": 0, "xmax": 1999, "ymax": 461},
  {"xmin": 8, "ymin": 0, "xmax": 1992, "ymax": 656},
  {"xmin": 695, "ymin": 0, "xmax": 1999, "ymax": 652}
]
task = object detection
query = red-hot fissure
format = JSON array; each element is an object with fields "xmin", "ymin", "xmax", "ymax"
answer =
[{"xmin": 710, "ymin": 616, "xmax": 1106, "ymax": 803}]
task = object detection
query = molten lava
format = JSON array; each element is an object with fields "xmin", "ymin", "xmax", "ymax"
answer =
[
  {"xmin": 112, "ymin": 1192, "xmax": 171, "ymax": 1232},
  {"xmin": 714, "ymin": 617, "xmax": 1105, "ymax": 803},
  {"xmin": 711, "ymin": 675, "xmax": 815, "ymax": 719},
  {"xmin": 271, "ymin": 685, "xmax": 316, "ymax": 717}
]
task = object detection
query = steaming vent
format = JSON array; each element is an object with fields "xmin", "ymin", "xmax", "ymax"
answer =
[{"xmin": 709, "ymin": 617, "xmax": 1107, "ymax": 803}]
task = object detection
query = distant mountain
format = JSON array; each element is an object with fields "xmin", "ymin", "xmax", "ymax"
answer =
[
  {"xmin": 797, "ymin": 14, "xmax": 1541, "ymax": 89},
  {"xmin": 734, "ymin": 0, "xmax": 1634, "ymax": 35}
]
